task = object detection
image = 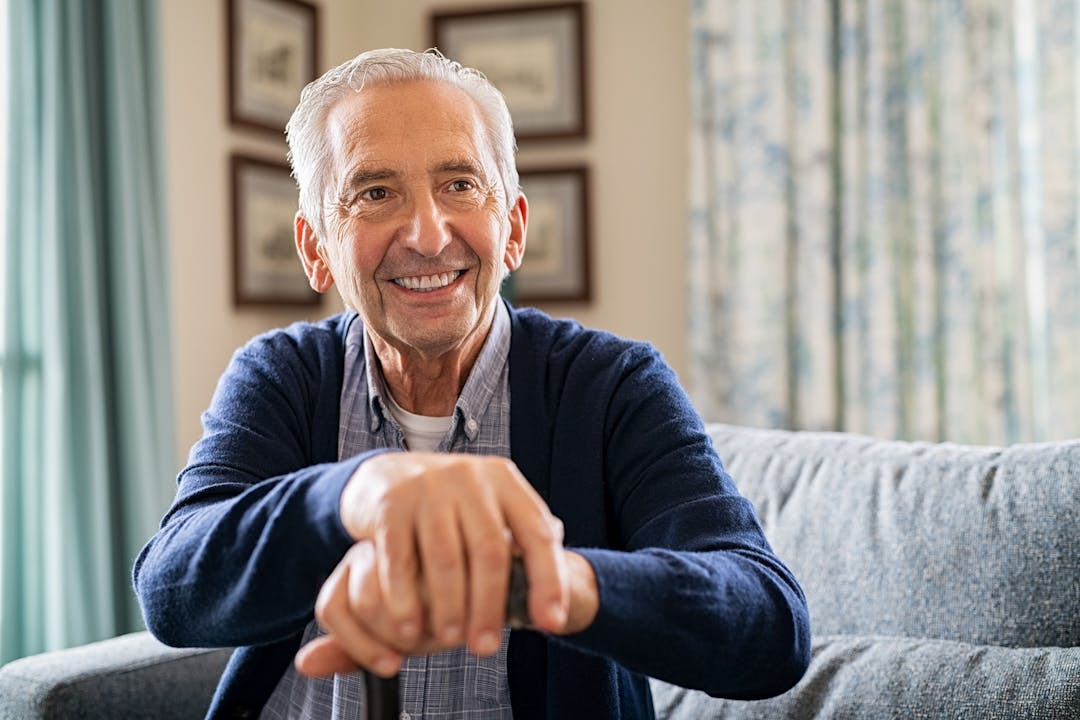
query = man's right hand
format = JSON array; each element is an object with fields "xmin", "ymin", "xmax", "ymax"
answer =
[{"xmin": 326, "ymin": 453, "xmax": 570, "ymax": 664}]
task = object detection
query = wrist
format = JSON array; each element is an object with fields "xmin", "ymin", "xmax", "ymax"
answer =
[
  {"xmin": 560, "ymin": 550, "xmax": 599, "ymax": 634},
  {"xmin": 338, "ymin": 452, "xmax": 390, "ymax": 541}
]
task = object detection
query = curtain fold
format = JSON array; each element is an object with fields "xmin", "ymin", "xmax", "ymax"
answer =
[
  {"xmin": 1, "ymin": 0, "xmax": 173, "ymax": 662},
  {"xmin": 689, "ymin": 0, "xmax": 1080, "ymax": 444}
]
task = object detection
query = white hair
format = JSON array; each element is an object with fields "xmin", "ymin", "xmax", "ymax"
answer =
[{"xmin": 285, "ymin": 48, "xmax": 520, "ymax": 240}]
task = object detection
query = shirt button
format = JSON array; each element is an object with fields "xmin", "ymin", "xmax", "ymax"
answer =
[
  {"xmin": 399, "ymin": 713, "xmax": 411, "ymax": 720},
  {"xmin": 466, "ymin": 418, "xmax": 479, "ymax": 433}
]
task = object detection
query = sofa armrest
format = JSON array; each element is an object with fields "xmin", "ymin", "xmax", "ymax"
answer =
[{"xmin": 0, "ymin": 631, "xmax": 231, "ymax": 720}]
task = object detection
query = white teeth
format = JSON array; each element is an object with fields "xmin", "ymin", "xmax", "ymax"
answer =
[{"xmin": 393, "ymin": 270, "xmax": 461, "ymax": 292}]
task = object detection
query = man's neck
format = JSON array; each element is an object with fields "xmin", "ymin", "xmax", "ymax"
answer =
[{"xmin": 369, "ymin": 315, "xmax": 494, "ymax": 417}]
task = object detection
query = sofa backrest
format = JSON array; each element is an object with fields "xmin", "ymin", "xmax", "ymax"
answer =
[{"xmin": 706, "ymin": 423, "xmax": 1080, "ymax": 649}]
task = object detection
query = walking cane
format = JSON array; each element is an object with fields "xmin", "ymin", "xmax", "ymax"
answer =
[{"xmin": 363, "ymin": 557, "xmax": 531, "ymax": 720}]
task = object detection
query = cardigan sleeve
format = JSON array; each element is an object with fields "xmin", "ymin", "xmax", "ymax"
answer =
[
  {"xmin": 549, "ymin": 341, "xmax": 811, "ymax": 700},
  {"xmin": 132, "ymin": 319, "xmax": 383, "ymax": 649}
]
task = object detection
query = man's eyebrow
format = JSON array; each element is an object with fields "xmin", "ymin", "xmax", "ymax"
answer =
[
  {"xmin": 342, "ymin": 167, "xmax": 397, "ymax": 190},
  {"xmin": 433, "ymin": 158, "xmax": 483, "ymax": 176}
]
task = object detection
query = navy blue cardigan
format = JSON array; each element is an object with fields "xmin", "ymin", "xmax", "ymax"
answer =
[{"xmin": 133, "ymin": 306, "xmax": 810, "ymax": 719}]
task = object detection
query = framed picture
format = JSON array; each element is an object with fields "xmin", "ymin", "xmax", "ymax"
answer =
[
  {"xmin": 515, "ymin": 166, "xmax": 591, "ymax": 303},
  {"xmin": 231, "ymin": 154, "xmax": 319, "ymax": 306},
  {"xmin": 227, "ymin": 0, "xmax": 319, "ymax": 133},
  {"xmin": 432, "ymin": 2, "xmax": 587, "ymax": 140}
]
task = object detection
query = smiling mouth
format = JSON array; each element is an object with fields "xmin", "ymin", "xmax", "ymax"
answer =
[{"xmin": 391, "ymin": 270, "xmax": 463, "ymax": 292}]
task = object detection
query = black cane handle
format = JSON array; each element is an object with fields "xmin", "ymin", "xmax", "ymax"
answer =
[
  {"xmin": 364, "ymin": 671, "xmax": 400, "ymax": 720},
  {"xmin": 505, "ymin": 555, "xmax": 531, "ymax": 628},
  {"xmin": 364, "ymin": 557, "xmax": 530, "ymax": 720}
]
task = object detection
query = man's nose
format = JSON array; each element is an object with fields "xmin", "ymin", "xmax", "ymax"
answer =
[{"xmin": 401, "ymin": 194, "xmax": 453, "ymax": 257}]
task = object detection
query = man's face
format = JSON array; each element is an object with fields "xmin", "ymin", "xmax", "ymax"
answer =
[{"xmin": 309, "ymin": 80, "xmax": 526, "ymax": 360}]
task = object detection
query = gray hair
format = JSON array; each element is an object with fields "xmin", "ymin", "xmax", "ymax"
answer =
[{"xmin": 286, "ymin": 47, "xmax": 520, "ymax": 240}]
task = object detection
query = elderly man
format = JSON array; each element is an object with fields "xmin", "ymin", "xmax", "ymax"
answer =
[{"xmin": 134, "ymin": 48, "xmax": 810, "ymax": 719}]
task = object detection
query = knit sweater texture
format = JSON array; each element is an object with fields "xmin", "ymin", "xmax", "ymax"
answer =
[{"xmin": 133, "ymin": 306, "xmax": 811, "ymax": 719}]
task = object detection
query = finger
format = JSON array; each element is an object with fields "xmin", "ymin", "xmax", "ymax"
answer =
[
  {"xmin": 346, "ymin": 542, "xmax": 413, "ymax": 651},
  {"xmin": 416, "ymin": 496, "xmax": 467, "ymax": 646},
  {"xmin": 315, "ymin": 604, "xmax": 403, "ymax": 678},
  {"xmin": 316, "ymin": 548, "xmax": 403, "ymax": 677},
  {"xmin": 497, "ymin": 467, "xmax": 568, "ymax": 632},
  {"xmin": 295, "ymin": 635, "xmax": 358, "ymax": 677},
  {"xmin": 520, "ymin": 516, "xmax": 567, "ymax": 633},
  {"xmin": 458, "ymin": 487, "xmax": 512, "ymax": 655},
  {"xmin": 373, "ymin": 502, "xmax": 423, "ymax": 643}
]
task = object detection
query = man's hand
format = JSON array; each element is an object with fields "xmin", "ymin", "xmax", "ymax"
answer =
[
  {"xmin": 296, "ymin": 541, "xmax": 599, "ymax": 678},
  {"xmin": 300, "ymin": 453, "xmax": 592, "ymax": 676}
]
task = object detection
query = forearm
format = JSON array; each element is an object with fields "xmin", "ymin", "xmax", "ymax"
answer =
[
  {"xmin": 134, "ymin": 454, "xmax": 379, "ymax": 648},
  {"xmin": 562, "ymin": 546, "xmax": 810, "ymax": 700},
  {"xmin": 567, "ymin": 345, "xmax": 810, "ymax": 696}
]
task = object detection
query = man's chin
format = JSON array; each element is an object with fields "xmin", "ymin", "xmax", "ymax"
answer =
[{"xmin": 384, "ymin": 316, "xmax": 477, "ymax": 356}]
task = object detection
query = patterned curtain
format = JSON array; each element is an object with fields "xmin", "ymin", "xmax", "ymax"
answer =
[{"xmin": 689, "ymin": 0, "xmax": 1080, "ymax": 444}]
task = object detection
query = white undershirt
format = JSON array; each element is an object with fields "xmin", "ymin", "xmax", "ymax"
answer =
[{"xmin": 383, "ymin": 392, "xmax": 454, "ymax": 452}]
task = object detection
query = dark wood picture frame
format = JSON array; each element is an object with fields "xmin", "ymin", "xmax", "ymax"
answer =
[
  {"xmin": 231, "ymin": 154, "xmax": 319, "ymax": 307},
  {"xmin": 515, "ymin": 165, "xmax": 591, "ymax": 303},
  {"xmin": 431, "ymin": 2, "xmax": 587, "ymax": 140},
  {"xmin": 227, "ymin": 0, "xmax": 319, "ymax": 134}
]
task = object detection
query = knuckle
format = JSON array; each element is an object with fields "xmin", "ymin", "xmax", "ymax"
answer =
[
  {"xmin": 351, "ymin": 587, "xmax": 379, "ymax": 619},
  {"xmin": 547, "ymin": 516, "xmax": 565, "ymax": 543},
  {"xmin": 473, "ymin": 542, "xmax": 510, "ymax": 572},
  {"xmin": 527, "ymin": 515, "xmax": 560, "ymax": 546},
  {"xmin": 314, "ymin": 592, "xmax": 336, "ymax": 626},
  {"xmin": 387, "ymin": 551, "xmax": 418, "ymax": 581},
  {"xmin": 536, "ymin": 523, "xmax": 556, "ymax": 544},
  {"xmin": 426, "ymin": 546, "xmax": 463, "ymax": 576}
]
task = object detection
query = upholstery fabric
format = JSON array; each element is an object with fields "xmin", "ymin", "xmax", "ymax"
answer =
[
  {"xmin": 652, "ymin": 634, "xmax": 1080, "ymax": 719},
  {"xmin": 708, "ymin": 423, "xmax": 1080, "ymax": 647},
  {"xmin": 0, "ymin": 632, "xmax": 229, "ymax": 720},
  {"xmin": 649, "ymin": 423, "xmax": 1080, "ymax": 717}
]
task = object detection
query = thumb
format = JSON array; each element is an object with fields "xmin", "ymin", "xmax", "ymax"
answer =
[{"xmin": 295, "ymin": 635, "xmax": 360, "ymax": 678}]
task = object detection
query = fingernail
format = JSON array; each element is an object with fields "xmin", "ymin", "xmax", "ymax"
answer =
[
  {"xmin": 374, "ymin": 656, "xmax": 399, "ymax": 677},
  {"xmin": 549, "ymin": 603, "xmax": 567, "ymax": 629},
  {"xmin": 441, "ymin": 624, "xmax": 461, "ymax": 643},
  {"xmin": 476, "ymin": 631, "xmax": 500, "ymax": 655}
]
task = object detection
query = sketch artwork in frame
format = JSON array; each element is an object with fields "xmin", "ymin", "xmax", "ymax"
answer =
[
  {"xmin": 228, "ymin": 0, "xmax": 319, "ymax": 133},
  {"xmin": 432, "ymin": 2, "xmax": 587, "ymax": 140},
  {"xmin": 231, "ymin": 154, "xmax": 318, "ymax": 306},
  {"xmin": 516, "ymin": 166, "xmax": 591, "ymax": 303}
]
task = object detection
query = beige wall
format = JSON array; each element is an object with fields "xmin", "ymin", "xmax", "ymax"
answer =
[{"xmin": 161, "ymin": 0, "xmax": 689, "ymax": 464}]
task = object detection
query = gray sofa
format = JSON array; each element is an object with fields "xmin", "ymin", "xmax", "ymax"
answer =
[{"xmin": 2, "ymin": 423, "xmax": 1078, "ymax": 719}]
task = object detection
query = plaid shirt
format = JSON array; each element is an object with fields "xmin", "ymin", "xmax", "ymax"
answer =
[{"xmin": 262, "ymin": 303, "xmax": 514, "ymax": 719}]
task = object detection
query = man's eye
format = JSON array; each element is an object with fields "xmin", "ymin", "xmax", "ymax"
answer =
[
  {"xmin": 450, "ymin": 179, "xmax": 474, "ymax": 192},
  {"xmin": 361, "ymin": 187, "xmax": 389, "ymax": 201}
]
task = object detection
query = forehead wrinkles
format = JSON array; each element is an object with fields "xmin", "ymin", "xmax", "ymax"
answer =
[{"xmin": 326, "ymin": 84, "xmax": 498, "ymax": 193}]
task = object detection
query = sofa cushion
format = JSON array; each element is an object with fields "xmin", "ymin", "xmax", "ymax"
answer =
[
  {"xmin": 651, "ymin": 634, "xmax": 1080, "ymax": 719},
  {"xmin": 706, "ymin": 423, "xmax": 1080, "ymax": 648}
]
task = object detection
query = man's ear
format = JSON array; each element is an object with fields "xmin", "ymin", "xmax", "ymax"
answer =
[
  {"xmin": 503, "ymin": 193, "xmax": 528, "ymax": 273},
  {"xmin": 296, "ymin": 213, "xmax": 334, "ymax": 293}
]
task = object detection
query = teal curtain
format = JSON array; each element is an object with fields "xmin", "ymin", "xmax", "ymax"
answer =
[
  {"xmin": 1, "ymin": 0, "xmax": 174, "ymax": 663},
  {"xmin": 689, "ymin": 0, "xmax": 1080, "ymax": 444}
]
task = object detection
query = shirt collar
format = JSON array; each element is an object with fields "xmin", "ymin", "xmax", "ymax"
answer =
[{"xmin": 362, "ymin": 301, "xmax": 511, "ymax": 442}]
